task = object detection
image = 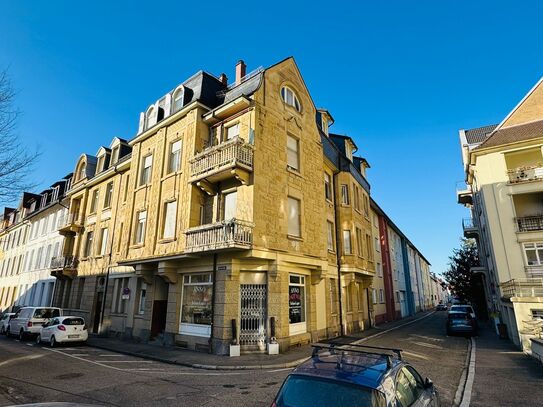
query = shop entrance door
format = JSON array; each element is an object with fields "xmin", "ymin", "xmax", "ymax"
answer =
[{"xmin": 239, "ymin": 284, "xmax": 267, "ymax": 351}]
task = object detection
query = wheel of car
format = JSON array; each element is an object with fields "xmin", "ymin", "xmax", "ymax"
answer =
[
  {"xmin": 19, "ymin": 329, "xmax": 25, "ymax": 341},
  {"xmin": 36, "ymin": 334, "xmax": 41, "ymax": 345},
  {"xmin": 50, "ymin": 335, "xmax": 56, "ymax": 348}
]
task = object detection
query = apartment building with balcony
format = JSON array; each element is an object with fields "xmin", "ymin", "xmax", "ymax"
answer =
[{"xmin": 459, "ymin": 76, "xmax": 543, "ymax": 351}]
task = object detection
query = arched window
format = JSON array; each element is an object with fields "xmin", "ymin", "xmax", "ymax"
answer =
[
  {"xmin": 172, "ymin": 87, "xmax": 184, "ymax": 113},
  {"xmin": 146, "ymin": 106, "xmax": 156, "ymax": 130},
  {"xmin": 78, "ymin": 163, "xmax": 86, "ymax": 181},
  {"xmin": 281, "ymin": 86, "xmax": 301, "ymax": 112}
]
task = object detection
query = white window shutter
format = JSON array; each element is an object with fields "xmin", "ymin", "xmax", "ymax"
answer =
[
  {"xmin": 164, "ymin": 93, "xmax": 172, "ymax": 117},
  {"xmin": 138, "ymin": 112, "xmax": 145, "ymax": 134}
]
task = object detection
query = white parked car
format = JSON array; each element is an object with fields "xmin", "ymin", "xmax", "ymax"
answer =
[
  {"xmin": 7, "ymin": 307, "xmax": 62, "ymax": 340},
  {"xmin": 37, "ymin": 316, "xmax": 88, "ymax": 347},
  {"xmin": 0, "ymin": 313, "xmax": 15, "ymax": 334},
  {"xmin": 450, "ymin": 304, "xmax": 476, "ymax": 320}
]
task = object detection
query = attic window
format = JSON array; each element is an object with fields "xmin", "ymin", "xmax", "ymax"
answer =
[
  {"xmin": 78, "ymin": 163, "xmax": 86, "ymax": 181},
  {"xmin": 172, "ymin": 87, "xmax": 184, "ymax": 113},
  {"xmin": 281, "ymin": 86, "xmax": 301, "ymax": 112}
]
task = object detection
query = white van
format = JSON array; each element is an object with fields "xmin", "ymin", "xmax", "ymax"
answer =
[{"xmin": 7, "ymin": 307, "xmax": 62, "ymax": 340}]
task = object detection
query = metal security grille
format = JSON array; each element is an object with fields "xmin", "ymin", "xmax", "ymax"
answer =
[{"xmin": 240, "ymin": 284, "xmax": 267, "ymax": 349}]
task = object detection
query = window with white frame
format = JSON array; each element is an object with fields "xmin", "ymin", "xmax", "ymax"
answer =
[
  {"xmin": 138, "ymin": 282, "xmax": 147, "ymax": 315},
  {"xmin": 324, "ymin": 172, "xmax": 332, "ymax": 201},
  {"xmin": 140, "ymin": 154, "xmax": 153, "ymax": 185},
  {"xmin": 226, "ymin": 123, "xmax": 240, "ymax": 140},
  {"xmin": 180, "ymin": 273, "xmax": 213, "ymax": 333},
  {"xmin": 113, "ymin": 277, "xmax": 129, "ymax": 314},
  {"xmin": 375, "ymin": 236, "xmax": 380, "ymax": 253},
  {"xmin": 281, "ymin": 86, "xmax": 301, "ymax": 112},
  {"xmin": 104, "ymin": 182, "xmax": 113, "ymax": 208},
  {"xmin": 172, "ymin": 88, "xmax": 184, "ymax": 113},
  {"xmin": 523, "ymin": 242, "xmax": 543, "ymax": 265},
  {"xmin": 343, "ymin": 230, "xmax": 352, "ymax": 255},
  {"xmin": 341, "ymin": 184, "xmax": 349, "ymax": 205},
  {"xmin": 90, "ymin": 189, "xmax": 99, "ymax": 213},
  {"xmin": 99, "ymin": 227, "xmax": 109, "ymax": 255},
  {"xmin": 288, "ymin": 196, "xmax": 301, "ymax": 237},
  {"xmin": 84, "ymin": 231, "xmax": 94, "ymax": 257},
  {"xmin": 372, "ymin": 288, "xmax": 377, "ymax": 304},
  {"xmin": 327, "ymin": 221, "xmax": 334, "ymax": 251},
  {"xmin": 168, "ymin": 140, "xmax": 182, "ymax": 174},
  {"xmin": 162, "ymin": 201, "xmax": 177, "ymax": 239},
  {"xmin": 111, "ymin": 147, "xmax": 119, "ymax": 165},
  {"xmin": 287, "ymin": 135, "xmax": 300, "ymax": 171},
  {"xmin": 356, "ymin": 227, "xmax": 363, "ymax": 256},
  {"xmin": 135, "ymin": 210, "xmax": 147, "ymax": 244},
  {"xmin": 377, "ymin": 262, "xmax": 383, "ymax": 277},
  {"xmin": 289, "ymin": 274, "xmax": 306, "ymax": 327},
  {"xmin": 379, "ymin": 288, "xmax": 385, "ymax": 303}
]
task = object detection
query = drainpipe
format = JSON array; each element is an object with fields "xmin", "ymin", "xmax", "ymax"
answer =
[
  {"xmin": 332, "ymin": 170, "xmax": 344, "ymax": 337},
  {"xmin": 209, "ymin": 253, "xmax": 218, "ymax": 353}
]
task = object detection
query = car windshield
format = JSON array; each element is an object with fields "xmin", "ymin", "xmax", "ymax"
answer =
[
  {"xmin": 275, "ymin": 375, "xmax": 385, "ymax": 407},
  {"xmin": 452, "ymin": 306, "xmax": 472, "ymax": 313},
  {"xmin": 63, "ymin": 318, "xmax": 84, "ymax": 325},
  {"xmin": 33, "ymin": 308, "xmax": 60, "ymax": 319}
]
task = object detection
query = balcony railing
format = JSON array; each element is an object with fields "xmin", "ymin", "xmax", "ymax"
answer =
[
  {"xmin": 462, "ymin": 218, "xmax": 479, "ymax": 238},
  {"xmin": 456, "ymin": 182, "xmax": 473, "ymax": 205},
  {"xmin": 189, "ymin": 137, "xmax": 254, "ymax": 183},
  {"xmin": 525, "ymin": 265, "xmax": 543, "ymax": 278},
  {"xmin": 507, "ymin": 165, "xmax": 543, "ymax": 183},
  {"xmin": 501, "ymin": 278, "xmax": 543, "ymax": 299},
  {"xmin": 50, "ymin": 255, "xmax": 78, "ymax": 270},
  {"xmin": 185, "ymin": 219, "xmax": 254, "ymax": 253},
  {"xmin": 516, "ymin": 215, "xmax": 543, "ymax": 232},
  {"xmin": 58, "ymin": 213, "xmax": 82, "ymax": 230}
]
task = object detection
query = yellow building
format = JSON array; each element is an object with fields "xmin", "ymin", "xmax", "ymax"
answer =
[{"xmin": 459, "ymin": 77, "xmax": 543, "ymax": 351}]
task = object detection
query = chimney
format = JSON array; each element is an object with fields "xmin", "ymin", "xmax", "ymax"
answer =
[
  {"xmin": 235, "ymin": 60, "xmax": 246, "ymax": 85},
  {"xmin": 219, "ymin": 73, "xmax": 228, "ymax": 85}
]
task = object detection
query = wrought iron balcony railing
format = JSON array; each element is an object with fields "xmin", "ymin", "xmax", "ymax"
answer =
[
  {"xmin": 501, "ymin": 278, "xmax": 543, "ymax": 299},
  {"xmin": 184, "ymin": 219, "xmax": 254, "ymax": 253},
  {"xmin": 189, "ymin": 137, "xmax": 253, "ymax": 183},
  {"xmin": 507, "ymin": 165, "xmax": 543, "ymax": 183},
  {"xmin": 50, "ymin": 255, "xmax": 78, "ymax": 270},
  {"xmin": 516, "ymin": 215, "xmax": 543, "ymax": 232}
]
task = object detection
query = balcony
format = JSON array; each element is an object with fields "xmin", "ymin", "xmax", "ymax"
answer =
[
  {"xmin": 58, "ymin": 213, "xmax": 83, "ymax": 235},
  {"xmin": 457, "ymin": 182, "xmax": 473, "ymax": 205},
  {"xmin": 462, "ymin": 218, "xmax": 478, "ymax": 239},
  {"xmin": 184, "ymin": 219, "xmax": 254, "ymax": 254},
  {"xmin": 525, "ymin": 265, "xmax": 543, "ymax": 278},
  {"xmin": 189, "ymin": 137, "xmax": 254, "ymax": 188},
  {"xmin": 508, "ymin": 165, "xmax": 543, "ymax": 184},
  {"xmin": 516, "ymin": 215, "xmax": 543, "ymax": 232},
  {"xmin": 49, "ymin": 256, "xmax": 78, "ymax": 278},
  {"xmin": 501, "ymin": 278, "xmax": 543, "ymax": 299}
]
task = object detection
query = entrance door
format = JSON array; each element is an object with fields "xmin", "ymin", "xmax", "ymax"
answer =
[
  {"xmin": 92, "ymin": 293, "xmax": 103, "ymax": 333},
  {"xmin": 223, "ymin": 191, "xmax": 237, "ymax": 221},
  {"xmin": 240, "ymin": 284, "xmax": 267, "ymax": 351},
  {"xmin": 151, "ymin": 300, "xmax": 167, "ymax": 339}
]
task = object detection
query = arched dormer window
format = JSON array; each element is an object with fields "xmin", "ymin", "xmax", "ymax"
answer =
[
  {"xmin": 172, "ymin": 86, "xmax": 185, "ymax": 113},
  {"xmin": 281, "ymin": 86, "xmax": 301, "ymax": 112},
  {"xmin": 146, "ymin": 106, "xmax": 156, "ymax": 130},
  {"xmin": 78, "ymin": 163, "xmax": 86, "ymax": 181}
]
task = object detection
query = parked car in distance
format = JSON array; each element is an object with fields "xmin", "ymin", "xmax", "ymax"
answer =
[
  {"xmin": 0, "ymin": 313, "xmax": 15, "ymax": 334},
  {"xmin": 449, "ymin": 304, "xmax": 476, "ymax": 321},
  {"xmin": 436, "ymin": 304, "xmax": 447, "ymax": 311},
  {"xmin": 37, "ymin": 316, "xmax": 88, "ymax": 347},
  {"xmin": 7, "ymin": 307, "xmax": 62, "ymax": 340},
  {"xmin": 446, "ymin": 311, "xmax": 477, "ymax": 336},
  {"xmin": 272, "ymin": 343, "xmax": 440, "ymax": 407}
]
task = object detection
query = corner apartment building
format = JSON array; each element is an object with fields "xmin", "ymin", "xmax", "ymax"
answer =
[{"xmin": 458, "ymin": 77, "xmax": 543, "ymax": 351}]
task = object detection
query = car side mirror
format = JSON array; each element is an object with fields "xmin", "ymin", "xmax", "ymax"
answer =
[{"xmin": 424, "ymin": 377, "xmax": 433, "ymax": 389}]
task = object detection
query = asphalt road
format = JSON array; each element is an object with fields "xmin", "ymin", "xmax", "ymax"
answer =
[{"xmin": 0, "ymin": 312, "xmax": 467, "ymax": 407}]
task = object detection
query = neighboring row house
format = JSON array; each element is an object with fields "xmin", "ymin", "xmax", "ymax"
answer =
[
  {"xmin": 458, "ymin": 76, "xmax": 543, "ymax": 353},
  {"xmin": 0, "ymin": 57, "xmax": 435, "ymax": 355}
]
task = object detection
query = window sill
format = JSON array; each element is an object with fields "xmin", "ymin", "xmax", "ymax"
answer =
[
  {"xmin": 286, "ymin": 167, "xmax": 303, "ymax": 178},
  {"xmin": 340, "ymin": 203, "xmax": 350, "ymax": 208},
  {"xmin": 287, "ymin": 235, "xmax": 304, "ymax": 242},
  {"xmin": 327, "ymin": 249, "xmax": 335, "ymax": 254},
  {"xmin": 161, "ymin": 171, "xmax": 183, "ymax": 182},
  {"xmin": 102, "ymin": 206, "xmax": 112, "ymax": 211},
  {"xmin": 129, "ymin": 244, "xmax": 145, "ymax": 249},
  {"xmin": 158, "ymin": 237, "xmax": 176, "ymax": 244},
  {"xmin": 135, "ymin": 184, "xmax": 150, "ymax": 193}
]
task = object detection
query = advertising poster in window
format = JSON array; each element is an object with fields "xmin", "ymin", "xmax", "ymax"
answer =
[
  {"xmin": 289, "ymin": 285, "xmax": 304, "ymax": 323},
  {"xmin": 181, "ymin": 284, "xmax": 213, "ymax": 325}
]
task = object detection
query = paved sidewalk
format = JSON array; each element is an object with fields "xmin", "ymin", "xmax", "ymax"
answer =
[
  {"xmin": 471, "ymin": 323, "xmax": 543, "ymax": 407},
  {"xmin": 86, "ymin": 311, "xmax": 435, "ymax": 370}
]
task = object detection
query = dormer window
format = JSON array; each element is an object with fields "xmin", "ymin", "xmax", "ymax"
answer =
[
  {"xmin": 146, "ymin": 106, "xmax": 156, "ymax": 130},
  {"xmin": 111, "ymin": 147, "xmax": 119, "ymax": 166},
  {"xmin": 78, "ymin": 163, "xmax": 86, "ymax": 181},
  {"xmin": 281, "ymin": 86, "xmax": 301, "ymax": 112},
  {"xmin": 172, "ymin": 87, "xmax": 184, "ymax": 113},
  {"xmin": 96, "ymin": 156, "xmax": 104, "ymax": 174}
]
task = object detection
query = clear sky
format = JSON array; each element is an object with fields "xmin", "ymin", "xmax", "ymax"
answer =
[{"xmin": 2, "ymin": 1, "xmax": 543, "ymax": 275}]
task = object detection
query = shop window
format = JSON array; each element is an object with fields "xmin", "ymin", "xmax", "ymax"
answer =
[
  {"xmin": 289, "ymin": 274, "xmax": 306, "ymax": 335},
  {"xmin": 180, "ymin": 273, "xmax": 213, "ymax": 337}
]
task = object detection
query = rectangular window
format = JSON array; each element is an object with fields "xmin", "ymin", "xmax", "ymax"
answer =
[
  {"xmin": 367, "ymin": 235, "xmax": 373, "ymax": 260},
  {"xmin": 117, "ymin": 223, "xmax": 123, "ymax": 252},
  {"xmin": 223, "ymin": 191, "xmax": 237, "ymax": 221},
  {"xmin": 288, "ymin": 196, "xmax": 301, "ymax": 237},
  {"xmin": 90, "ymin": 189, "xmax": 99, "ymax": 213},
  {"xmin": 181, "ymin": 273, "xmax": 213, "ymax": 326},
  {"xmin": 363, "ymin": 195, "xmax": 369, "ymax": 216},
  {"xmin": 104, "ymin": 182, "xmax": 113, "ymax": 208},
  {"xmin": 344, "ymin": 285, "xmax": 352, "ymax": 312},
  {"xmin": 168, "ymin": 140, "xmax": 182, "ymax": 173},
  {"xmin": 341, "ymin": 184, "xmax": 349, "ymax": 205},
  {"xmin": 330, "ymin": 279, "xmax": 338, "ymax": 315},
  {"xmin": 135, "ymin": 210, "xmax": 147, "ymax": 244},
  {"xmin": 356, "ymin": 227, "xmax": 363, "ymax": 256},
  {"xmin": 327, "ymin": 221, "xmax": 334, "ymax": 251},
  {"xmin": 372, "ymin": 288, "xmax": 377, "ymax": 305},
  {"xmin": 114, "ymin": 277, "xmax": 129, "ymax": 314},
  {"xmin": 99, "ymin": 227, "xmax": 109, "ymax": 255},
  {"xmin": 523, "ymin": 242, "xmax": 543, "ymax": 265},
  {"xmin": 379, "ymin": 288, "xmax": 385, "ymax": 303},
  {"xmin": 375, "ymin": 236, "xmax": 380, "ymax": 253},
  {"xmin": 138, "ymin": 282, "xmax": 147, "ymax": 315},
  {"xmin": 162, "ymin": 201, "xmax": 177, "ymax": 239},
  {"xmin": 226, "ymin": 123, "xmax": 240, "ymax": 140},
  {"xmin": 289, "ymin": 274, "xmax": 306, "ymax": 324},
  {"xmin": 287, "ymin": 135, "xmax": 300, "ymax": 170},
  {"xmin": 377, "ymin": 262, "xmax": 383, "ymax": 277},
  {"xmin": 124, "ymin": 175, "xmax": 130, "ymax": 202},
  {"xmin": 343, "ymin": 230, "xmax": 352, "ymax": 255},
  {"xmin": 324, "ymin": 172, "xmax": 332, "ymax": 201},
  {"xmin": 140, "ymin": 154, "xmax": 153, "ymax": 185},
  {"xmin": 84, "ymin": 231, "xmax": 94, "ymax": 257}
]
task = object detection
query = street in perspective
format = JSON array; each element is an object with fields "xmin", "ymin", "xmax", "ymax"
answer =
[{"xmin": 1, "ymin": 2, "xmax": 543, "ymax": 407}]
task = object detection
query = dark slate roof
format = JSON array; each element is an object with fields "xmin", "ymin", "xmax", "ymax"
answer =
[
  {"xmin": 465, "ymin": 124, "xmax": 498, "ymax": 145},
  {"xmin": 222, "ymin": 69, "xmax": 263, "ymax": 104},
  {"xmin": 477, "ymin": 119, "xmax": 543, "ymax": 150}
]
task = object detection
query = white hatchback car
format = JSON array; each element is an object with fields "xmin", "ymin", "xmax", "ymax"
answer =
[{"xmin": 37, "ymin": 316, "xmax": 88, "ymax": 347}]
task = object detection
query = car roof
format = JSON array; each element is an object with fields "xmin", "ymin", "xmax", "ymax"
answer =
[
  {"xmin": 448, "ymin": 310, "xmax": 468, "ymax": 316},
  {"xmin": 292, "ymin": 351, "xmax": 401, "ymax": 389},
  {"xmin": 59, "ymin": 315, "xmax": 84, "ymax": 320}
]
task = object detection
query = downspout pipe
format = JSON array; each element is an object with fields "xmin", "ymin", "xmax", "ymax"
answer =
[
  {"xmin": 332, "ymin": 168, "xmax": 344, "ymax": 338},
  {"xmin": 209, "ymin": 253, "xmax": 218, "ymax": 353}
]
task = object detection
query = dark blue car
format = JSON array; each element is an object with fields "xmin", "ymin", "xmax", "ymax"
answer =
[{"xmin": 272, "ymin": 343, "xmax": 439, "ymax": 407}]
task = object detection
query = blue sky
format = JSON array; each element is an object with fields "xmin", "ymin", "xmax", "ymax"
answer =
[{"xmin": 2, "ymin": 1, "xmax": 543, "ymax": 275}]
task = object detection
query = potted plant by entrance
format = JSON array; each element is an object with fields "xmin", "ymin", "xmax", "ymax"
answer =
[{"xmin": 230, "ymin": 319, "xmax": 240, "ymax": 357}]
